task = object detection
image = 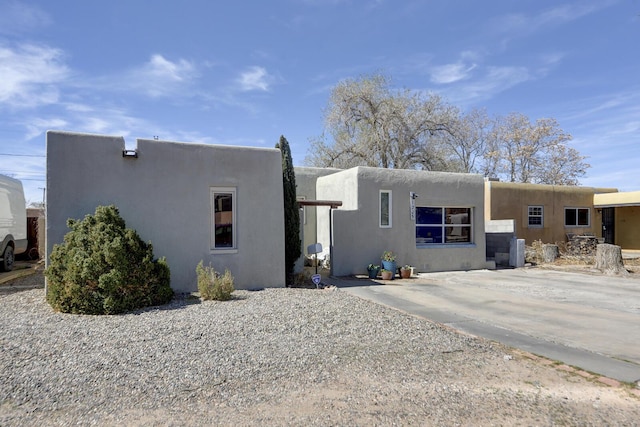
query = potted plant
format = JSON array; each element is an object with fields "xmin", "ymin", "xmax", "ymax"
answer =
[
  {"xmin": 380, "ymin": 268, "xmax": 393, "ymax": 280},
  {"xmin": 400, "ymin": 265, "xmax": 412, "ymax": 279},
  {"xmin": 381, "ymin": 251, "xmax": 397, "ymax": 279},
  {"xmin": 367, "ymin": 263, "xmax": 380, "ymax": 279}
]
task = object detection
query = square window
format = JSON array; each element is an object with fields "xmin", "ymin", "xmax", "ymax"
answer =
[
  {"xmin": 565, "ymin": 207, "xmax": 590, "ymax": 227},
  {"xmin": 416, "ymin": 207, "xmax": 472, "ymax": 246}
]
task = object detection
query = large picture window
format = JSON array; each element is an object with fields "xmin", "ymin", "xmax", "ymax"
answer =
[
  {"xmin": 211, "ymin": 187, "xmax": 236, "ymax": 250},
  {"xmin": 416, "ymin": 207, "xmax": 472, "ymax": 245},
  {"xmin": 379, "ymin": 190, "xmax": 392, "ymax": 228},
  {"xmin": 565, "ymin": 207, "xmax": 590, "ymax": 227},
  {"xmin": 528, "ymin": 205, "xmax": 543, "ymax": 228}
]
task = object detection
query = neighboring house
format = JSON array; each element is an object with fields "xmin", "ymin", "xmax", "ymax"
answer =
[
  {"xmin": 593, "ymin": 191, "xmax": 640, "ymax": 250},
  {"xmin": 46, "ymin": 131, "xmax": 286, "ymax": 292},
  {"xmin": 312, "ymin": 166, "xmax": 488, "ymax": 276},
  {"xmin": 484, "ymin": 180, "xmax": 618, "ymax": 245}
]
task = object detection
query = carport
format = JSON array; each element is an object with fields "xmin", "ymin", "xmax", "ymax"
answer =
[
  {"xmin": 594, "ymin": 191, "xmax": 640, "ymax": 249},
  {"xmin": 297, "ymin": 199, "xmax": 342, "ymax": 276}
]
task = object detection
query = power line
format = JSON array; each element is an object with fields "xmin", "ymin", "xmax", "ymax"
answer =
[{"xmin": 0, "ymin": 153, "xmax": 45, "ymax": 157}]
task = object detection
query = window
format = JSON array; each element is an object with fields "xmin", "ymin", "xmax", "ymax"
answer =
[
  {"xmin": 211, "ymin": 187, "xmax": 236, "ymax": 250},
  {"xmin": 379, "ymin": 190, "xmax": 392, "ymax": 228},
  {"xmin": 416, "ymin": 207, "xmax": 472, "ymax": 245},
  {"xmin": 528, "ymin": 205, "xmax": 543, "ymax": 228},
  {"xmin": 565, "ymin": 207, "xmax": 590, "ymax": 227}
]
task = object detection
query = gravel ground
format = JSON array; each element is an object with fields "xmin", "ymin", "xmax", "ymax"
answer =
[{"xmin": 1, "ymin": 272, "xmax": 639, "ymax": 426}]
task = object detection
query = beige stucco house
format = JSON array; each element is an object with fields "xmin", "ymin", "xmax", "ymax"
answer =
[
  {"xmin": 46, "ymin": 131, "xmax": 286, "ymax": 292},
  {"xmin": 484, "ymin": 180, "xmax": 618, "ymax": 245}
]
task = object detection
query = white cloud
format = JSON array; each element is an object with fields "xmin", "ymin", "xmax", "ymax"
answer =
[
  {"xmin": 0, "ymin": 43, "xmax": 69, "ymax": 108},
  {"xmin": 126, "ymin": 54, "xmax": 198, "ymax": 97},
  {"xmin": 237, "ymin": 66, "xmax": 271, "ymax": 92},
  {"xmin": 430, "ymin": 63, "xmax": 477, "ymax": 84},
  {"xmin": 436, "ymin": 65, "xmax": 531, "ymax": 105},
  {"xmin": 23, "ymin": 117, "xmax": 69, "ymax": 140}
]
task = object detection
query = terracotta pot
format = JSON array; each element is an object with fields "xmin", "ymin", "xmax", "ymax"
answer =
[
  {"xmin": 380, "ymin": 270, "xmax": 393, "ymax": 280},
  {"xmin": 400, "ymin": 268, "xmax": 411, "ymax": 279}
]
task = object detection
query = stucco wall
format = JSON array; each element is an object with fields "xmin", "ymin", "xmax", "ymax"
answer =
[
  {"xmin": 316, "ymin": 167, "xmax": 487, "ymax": 276},
  {"xmin": 294, "ymin": 167, "xmax": 341, "ymax": 257},
  {"xmin": 616, "ymin": 206, "xmax": 640, "ymax": 249},
  {"xmin": 46, "ymin": 131, "xmax": 285, "ymax": 292},
  {"xmin": 485, "ymin": 180, "xmax": 617, "ymax": 245}
]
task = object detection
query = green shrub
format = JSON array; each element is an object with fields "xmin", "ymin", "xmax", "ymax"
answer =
[
  {"xmin": 45, "ymin": 205, "xmax": 173, "ymax": 314},
  {"xmin": 196, "ymin": 261, "xmax": 234, "ymax": 301}
]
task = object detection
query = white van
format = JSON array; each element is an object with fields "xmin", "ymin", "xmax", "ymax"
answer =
[{"xmin": 0, "ymin": 174, "xmax": 28, "ymax": 271}]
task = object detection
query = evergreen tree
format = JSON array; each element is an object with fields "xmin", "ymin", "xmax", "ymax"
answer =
[{"xmin": 276, "ymin": 135, "xmax": 301, "ymax": 283}]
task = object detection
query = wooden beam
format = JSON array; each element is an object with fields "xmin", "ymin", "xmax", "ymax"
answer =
[{"xmin": 297, "ymin": 200, "xmax": 342, "ymax": 209}]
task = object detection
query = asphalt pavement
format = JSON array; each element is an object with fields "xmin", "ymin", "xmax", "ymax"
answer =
[{"xmin": 326, "ymin": 267, "xmax": 640, "ymax": 384}]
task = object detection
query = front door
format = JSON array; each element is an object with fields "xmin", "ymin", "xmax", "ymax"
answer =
[{"xmin": 602, "ymin": 207, "xmax": 615, "ymax": 244}]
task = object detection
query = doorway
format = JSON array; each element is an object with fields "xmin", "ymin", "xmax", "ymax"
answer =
[{"xmin": 602, "ymin": 207, "xmax": 615, "ymax": 244}]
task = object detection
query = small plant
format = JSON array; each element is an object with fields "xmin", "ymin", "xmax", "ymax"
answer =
[
  {"xmin": 367, "ymin": 263, "xmax": 380, "ymax": 271},
  {"xmin": 402, "ymin": 264, "xmax": 411, "ymax": 270},
  {"xmin": 196, "ymin": 261, "xmax": 235, "ymax": 301},
  {"xmin": 380, "ymin": 268, "xmax": 394, "ymax": 280},
  {"xmin": 381, "ymin": 251, "xmax": 396, "ymax": 262}
]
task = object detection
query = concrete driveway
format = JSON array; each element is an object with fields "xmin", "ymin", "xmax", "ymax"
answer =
[{"xmin": 328, "ymin": 268, "xmax": 640, "ymax": 384}]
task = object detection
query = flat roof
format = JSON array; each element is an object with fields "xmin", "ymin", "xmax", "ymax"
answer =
[{"xmin": 594, "ymin": 191, "xmax": 640, "ymax": 208}]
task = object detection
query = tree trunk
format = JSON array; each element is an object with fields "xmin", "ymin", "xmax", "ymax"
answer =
[
  {"xmin": 595, "ymin": 244, "xmax": 628, "ymax": 276},
  {"xmin": 542, "ymin": 244, "xmax": 559, "ymax": 263}
]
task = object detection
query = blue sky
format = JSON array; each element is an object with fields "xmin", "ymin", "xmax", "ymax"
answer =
[{"xmin": 1, "ymin": 0, "xmax": 638, "ymax": 204}]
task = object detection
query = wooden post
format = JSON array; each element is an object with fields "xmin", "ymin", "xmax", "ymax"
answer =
[{"xmin": 595, "ymin": 244, "xmax": 628, "ymax": 276}]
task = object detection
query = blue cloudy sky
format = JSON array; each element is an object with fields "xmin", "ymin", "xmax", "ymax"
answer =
[{"xmin": 0, "ymin": 0, "xmax": 638, "ymax": 204}]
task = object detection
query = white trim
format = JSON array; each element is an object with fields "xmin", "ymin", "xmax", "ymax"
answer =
[
  {"xmin": 210, "ymin": 187, "xmax": 237, "ymax": 250},
  {"xmin": 379, "ymin": 190, "xmax": 392, "ymax": 228},
  {"xmin": 527, "ymin": 205, "xmax": 544, "ymax": 228}
]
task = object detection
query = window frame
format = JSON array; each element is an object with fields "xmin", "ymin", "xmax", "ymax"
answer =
[
  {"xmin": 415, "ymin": 206, "xmax": 473, "ymax": 246},
  {"xmin": 528, "ymin": 205, "xmax": 544, "ymax": 228},
  {"xmin": 210, "ymin": 187, "xmax": 237, "ymax": 253},
  {"xmin": 564, "ymin": 207, "xmax": 590, "ymax": 227},
  {"xmin": 379, "ymin": 190, "xmax": 392, "ymax": 228}
]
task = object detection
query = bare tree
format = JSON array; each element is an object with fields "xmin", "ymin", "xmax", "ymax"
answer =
[
  {"xmin": 306, "ymin": 74, "xmax": 590, "ymax": 185},
  {"xmin": 305, "ymin": 74, "xmax": 455, "ymax": 170},
  {"xmin": 436, "ymin": 107, "xmax": 492, "ymax": 173},
  {"xmin": 489, "ymin": 113, "xmax": 587, "ymax": 184}
]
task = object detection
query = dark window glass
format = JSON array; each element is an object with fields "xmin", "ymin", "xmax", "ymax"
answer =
[
  {"xmin": 214, "ymin": 193, "xmax": 233, "ymax": 248},
  {"xmin": 565, "ymin": 209, "xmax": 577, "ymax": 226},
  {"xmin": 416, "ymin": 226, "xmax": 443, "ymax": 244},
  {"xmin": 577, "ymin": 208, "xmax": 589, "ymax": 226},
  {"xmin": 416, "ymin": 207, "xmax": 442, "ymax": 225}
]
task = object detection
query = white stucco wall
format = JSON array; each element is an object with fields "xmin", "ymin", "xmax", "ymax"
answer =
[
  {"xmin": 293, "ymin": 167, "xmax": 341, "ymax": 257},
  {"xmin": 46, "ymin": 131, "xmax": 285, "ymax": 292},
  {"xmin": 316, "ymin": 167, "xmax": 486, "ymax": 276}
]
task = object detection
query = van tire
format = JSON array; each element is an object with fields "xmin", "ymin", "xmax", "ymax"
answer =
[{"xmin": 1, "ymin": 245, "xmax": 14, "ymax": 272}]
